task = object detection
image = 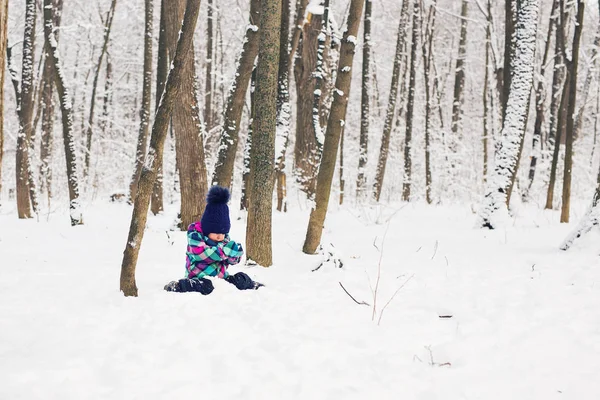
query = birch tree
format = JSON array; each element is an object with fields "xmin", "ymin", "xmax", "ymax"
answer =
[
  {"xmin": 303, "ymin": 0, "xmax": 365, "ymax": 254},
  {"xmin": 477, "ymin": 0, "xmax": 538, "ymax": 229},
  {"xmin": 120, "ymin": 0, "xmax": 201, "ymax": 297}
]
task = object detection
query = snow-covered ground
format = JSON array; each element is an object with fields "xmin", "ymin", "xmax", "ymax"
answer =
[{"xmin": 1, "ymin": 200, "xmax": 599, "ymax": 399}]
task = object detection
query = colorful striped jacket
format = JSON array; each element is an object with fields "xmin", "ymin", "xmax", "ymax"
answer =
[{"xmin": 185, "ymin": 221, "xmax": 244, "ymax": 279}]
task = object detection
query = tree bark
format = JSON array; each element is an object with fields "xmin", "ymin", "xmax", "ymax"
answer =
[
  {"xmin": 560, "ymin": 0, "xmax": 584, "ymax": 224},
  {"xmin": 478, "ymin": 0, "xmax": 538, "ymax": 229},
  {"xmin": 43, "ymin": 0, "xmax": 83, "ymax": 225},
  {"xmin": 120, "ymin": 0, "xmax": 201, "ymax": 297},
  {"xmin": 245, "ymin": 0, "xmax": 281, "ymax": 267},
  {"xmin": 84, "ymin": 0, "xmax": 117, "ymax": 178},
  {"xmin": 402, "ymin": 0, "xmax": 420, "ymax": 202},
  {"xmin": 240, "ymin": 69, "xmax": 256, "ymax": 212},
  {"xmin": 303, "ymin": 0, "xmax": 364, "ymax": 254},
  {"xmin": 482, "ymin": 0, "xmax": 492, "ymax": 184},
  {"xmin": 165, "ymin": 0, "xmax": 208, "ymax": 229},
  {"xmin": 372, "ymin": 0, "xmax": 410, "ymax": 201},
  {"xmin": 16, "ymin": 0, "xmax": 37, "ymax": 219},
  {"xmin": 500, "ymin": 0, "xmax": 515, "ymax": 119},
  {"xmin": 204, "ymin": 0, "xmax": 214, "ymax": 131},
  {"xmin": 289, "ymin": 0, "xmax": 309, "ymax": 66},
  {"xmin": 523, "ymin": 0, "xmax": 558, "ymax": 201},
  {"xmin": 293, "ymin": 9, "xmax": 325, "ymax": 198},
  {"xmin": 151, "ymin": 0, "xmax": 168, "ymax": 215},
  {"xmin": 450, "ymin": 0, "xmax": 468, "ymax": 143},
  {"xmin": 422, "ymin": 0, "xmax": 437, "ymax": 204},
  {"xmin": 211, "ymin": 0, "xmax": 261, "ymax": 189},
  {"xmin": 130, "ymin": 0, "xmax": 154, "ymax": 202},
  {"xmin": 0, "ymin": 0, "xmax": 7, "ymax": 208},
  {"xmin": 275, "ymin": 0, "xmax": 292, "ymax": 212},
  {"xmin": 356, "ymin": 0, "xmax": 372, "ymax": 199}
]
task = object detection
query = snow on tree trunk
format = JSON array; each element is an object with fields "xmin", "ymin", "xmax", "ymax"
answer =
[
  {"xmin": 130, "ymin": 0, "xmax": 153, "ymax": 202},
  {"xmin": 0, "ymin": 0, "xmax": 7, "ymax": 209},
  {"xmin": 477, "ymin": 0, "xmax": 538, "ymax": 229},
  {"xmin": 402, "ymin": 0, "xmax": 420, "ymax": 202},
  {"xmin": 275, "ymin": 0, "xmax": 292, "ymax": 212},
  {"xmin": 245, "ymin": 0, "xmax": 281, "ymax": 267},
  {"xmin": 211, "ymin": 0, "xmax": 261, "ymax": 189},
  {"xmin": 356, "ymin": 0, "xmax": 372, "ymax": 200},
  {"xmin": 43, "ymin": 0, "xmax": 83, "ymax": 225},
  {"xmin": 204, "ymin": 0, "xmax": 215, "ymax": 132},
  {"xmin": 560, "ymin": 169, "xmax": 600, "ymax": 251},
  {"xmin": 303, "ymin": 0, "xmax": 364, "ymax": 254},
  {"xmin": 120, "ymin": 0, "xmax": 201, "ymax": 297},
  {"xmin": 421, "ymin": 0, "xmax": 437, "ymax": 204},
  {"xmin": 372, "ymin": 0, "xmax": 410, "ymax": 202}
]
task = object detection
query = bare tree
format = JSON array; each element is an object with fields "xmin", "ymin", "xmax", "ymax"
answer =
[
  {"xmin": 245, "ymin": 0, "xmax": 281, "ymax": 267},
  {"xmin": 165, "ymin": 0, "xmax": 208, "ymax": 229},
  {"xmin": 84, "ymin": 0, "xmax": 117, "ymax": 178},
  {"xmin": 357, "ymin": 0, "xmax": 372, "ymax": 199},
  {"xmin": 478, "ymin": 0, "xmax": 538, "ymax": 229},
  {"xmin": 275, "ymin": 0, "xmax": 292, "ymax": 212},
  {"xmin": 421, "ymin": 0, "xmax": 436, "ymax": 203},
  {"xmin": 204, "ymin": 0, "xmax": 215, "ymax": 131},
  {"xmin": 15, "ymin": 0, "xmax": 37, "ymax": 218},
  {"xmin": 151, "ymin": 0, "xmax": 168, "ymax": 215},
  {"xmin": 289, "ymin": 0, "xmax": 308, "ymax": 66},
  {"xmin": 303, "ymin": 0, "xmax": 365, "ymax": 254},
  {"xmin": 560, "ymin": 0, "xmax": 584, "ymax": 223},
  {"xmin": 129, "ymin": 0, "xmax": 154, "ymax": 202},
  {"xmin": 120, "ymin": 0, "xmax": 201, "ymax": 297},
  {"xmin": 0, "ymin": 0, "xmax": 7, "ymax": 208},
  {"xmin": 402, "ymin": 0, "xmax": 420, "ymax": 201},
  {"xmin": 211, "ymin": 0, "xmax": 261, "ymax": 189},
  {"xmin": 449, "ymin": 0, "xmax": 468, "ymax": 152},
  {"xmin": 523, "ymin": 0, "xmax": 558, "ymax": 201},
  {"xmin": 373, "ymin": 0, "xmax": 410, "ymax": 202},
  {"xmin": 43, "ymin": 0, "xmax": 83, "ymax": 225}
]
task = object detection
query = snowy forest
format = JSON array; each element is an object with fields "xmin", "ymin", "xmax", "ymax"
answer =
[{"xmin": 1, "ymin": 0, "xmax": 600, "ymax": 398}]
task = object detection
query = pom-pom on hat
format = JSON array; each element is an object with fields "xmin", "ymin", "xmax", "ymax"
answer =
[{"xmin": 200, "ymin": 186, "xmax": 231, "ymax": 235}]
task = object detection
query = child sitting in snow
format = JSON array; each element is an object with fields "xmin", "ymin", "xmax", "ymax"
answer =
[{"xmin": 164, "ymin": 186, "xmax": 262, "ymax": 294}]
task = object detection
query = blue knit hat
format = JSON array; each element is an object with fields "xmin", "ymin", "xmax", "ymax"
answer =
[{"xmin": 200, "ymin": 186, "xmax": 231, "ymax": 235}]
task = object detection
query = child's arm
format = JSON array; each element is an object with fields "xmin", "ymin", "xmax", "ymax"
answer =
[
  {"xmin": 222, "ymin": 240, "xmax": 244, "ymax": 265},
  {"xmin": 187, "ymin": 228, "xmax": 227, "ymax": 265}
]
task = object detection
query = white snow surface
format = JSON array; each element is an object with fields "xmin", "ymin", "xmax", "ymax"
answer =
[{"xmin": 1, "ymin": 202, "xmax": 600, "ymax": 399}]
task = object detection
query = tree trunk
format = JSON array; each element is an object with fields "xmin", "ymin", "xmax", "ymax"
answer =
[
  {"xmin": 339, "ymin": 128, "xmax": 345, "ymax": 205},
  {"xmin": 84, "ymin": 0, "xmax": 117, "ymax": 178},
  {"xmin": 275, "ymin": 0, "xmax": 292, "ymax": 212},
  {"xmin": 402, "ymin": 0, "xmax": 420, "ymax": 202},
  {"xmin": 16, "ymin": 0, "xmax": 37, "ymax": 219},
  {"xmin": 165, "ymin": 0, "xmax": 208, "ymax": 229},
  {"xmin": 120, "ymin": 0, "xmax": 201, "ymax": 297},
  {"xmin": 478, "ymin": 0, "xmax": 538, "ymax": 229},
  {"xmin": 151, "ymin": 0, "xmax": 168, "ymax": 215},
  {"xmin": 450, "ymin": 0, "xmax": 468, "ymax": 144},
  {"xmin": 500, "ymin": 0, "xmax": 515, "ymax": 119},
  {"xmin": 241, "ymin": 68, "xmax": 256, "ymax": 212},
  {"xmin": 204, "ymin": 0, "xmax": 214, "ymax": 131},
  {"xmin": 211, "ymin": 0, "xmax": 261, "ymax": 189},
  {"xmin": 245, "ymin": 0, "xmax": 281, "ymax": 267},
  {"xmin": 560, "ymin": 163, "xmax": 600, "ymax": 250},
  {"xmin": 303, "ymin": 0, "xmax": 364, "ymax": 254},
  {"xmin": 289, "ymin": 0, "xmax": 308, "ymax": 66},
  {"xmin": 523, "ymin": 0, "xmax": 558, "ymax": 200},
  {"xmin": 560, "ymin": 0, "xmax": 584, "ymax": 224},
  {"xmin": 546, "ymin": 3, "xmax": 569, "ymax": 210},
  {"xmin": 0, "ymin": 0, "xmax": 8, "ymax": 208},
  {"xmin": 43, "ymin": 0, "xmax": 83, "ymax": 225},
  {"xmin": 130, "ymin": 0, "xmax": 154, "ymax": 202},
  {"xmin": 422, "ymin": 0, "xmax": 437, "ymax": 204},
  {"xmin": 482, "ymin": 0, "xmax": 492, "ymax": 184},
  {"xmin": 372, "ymin": 0, "xmax": 410, "ymax": 201},
  {"xmin": 356, "ymin": 0, "xmax": 372, "ymax": 200},
  {"xmin": 39, "ymin": 0, "xmax": 64, "ymax": 207},
  {"xmin": 293, "ymin": 9, "xmax": 325, "ymax": 198}
]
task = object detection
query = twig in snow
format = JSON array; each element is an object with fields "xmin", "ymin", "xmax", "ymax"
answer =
[
  {"xmin": 377, "ymin": 274, "xmax": 415, "ymax": 325},
  {"xmin": 444, "ymin": 256, "xmax": 449, "ymax": 267},
  {"xmin": 431, "ymin": 240, "xmax": 438, "ymax": 260},
  {"xmin": 415, "ymin": 246, "xmax": 422, "ymax": 253},
  {"xmin": 339, "ymin": 282, "xmax": 370, "ymax": 306}
]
